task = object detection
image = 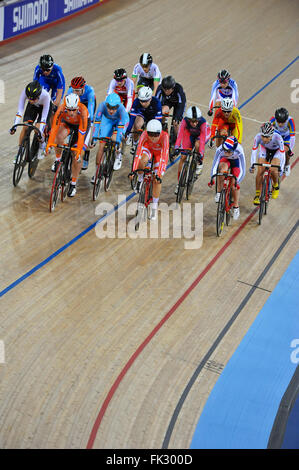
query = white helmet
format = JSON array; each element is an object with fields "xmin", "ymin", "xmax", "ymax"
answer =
[
  {"xmin": 146, "ymin": 119, "xmax": 162, "ymax": 134},
  {"xmin": 221, "ymin": 97, "xmax": 233, "ymax": 112},
  {"xmin": 138, "ymin": 86, "xmax": 152, "ymax": 101},
  {"xmin": 65, "ymin": 93, "xmax": 79, "ymax": 110},
  {"xmin": 185, "ymin": 106, "xmax": 201, "ymax": 120}
]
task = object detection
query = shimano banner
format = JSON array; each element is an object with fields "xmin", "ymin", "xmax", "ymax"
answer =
[{"xmin": 1, "ymin": 0, "xmax": 101, "ymax": 42}]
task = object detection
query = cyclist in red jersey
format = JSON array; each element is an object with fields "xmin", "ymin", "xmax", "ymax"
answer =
[{"xmin": 131, "ymin": 119, "xmax": 169, "ymax": 220}]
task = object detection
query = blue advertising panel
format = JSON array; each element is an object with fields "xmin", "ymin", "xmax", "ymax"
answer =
[{"xmin": 2, "ymin": 0, "xmax": 101, "ymax": 41}]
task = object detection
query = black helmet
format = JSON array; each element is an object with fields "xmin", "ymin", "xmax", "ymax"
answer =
[
  {"xmin": 161, "ymin": 76, "xmax": 176, "ymax": 90},
  {"xmin": 275, "ymin": 107, "xmax": 289, "ymax": 123},
  {"xmin": 114, "ymin": 68, "xmax": 127, "ymax": 81},
  {"xmin": 25, "ymin": 80, "xmax": 42, "ymax": 100},
  {"xmin": 39, "ymin": 54, "xmax": 54, "ymax": 70},
  {"xmin": 218, "ymin": 69, "xmax": 230, "ymax": 82},
  {"xmin": 139, "ymin": 53, "xmax": 153, "ymax": 66}
]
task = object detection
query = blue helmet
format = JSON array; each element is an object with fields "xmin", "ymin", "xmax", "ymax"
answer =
[
  {"xmin": 222, "ymin": 136, "xmax": 238, "ymax": 152},
  {"xmin": 106, "ymin": 93, "xmax": 121, "ymax": 108}
]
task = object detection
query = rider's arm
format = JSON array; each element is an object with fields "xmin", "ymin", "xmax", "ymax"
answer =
[
  {"xmin": 39, "ymin": 90, "xmax": 51, "ymax": 135},
  {"xmin": 86, "ymin": 86, "xmax": 96, "ymax": 123},
  {"xmin": 33, "ymin": 65, "xmax": 40, "ymax": 81},
  {"xmin": 77, "ymin": 103, "xmax": 89, "ymax": 155},
  {"xmin": 230, "ymin": 79, "xmax": 239, "ymax": 106},
  {"xmin": 198, "ymin": 121, "xmax": 207, "ymax": 155},
  {"xmin": 210, "ymin": 109, "xmax": 221, "ymax": 139},
  {"xmin": 106, "ymin": 79, "xmax": 115, "ymax": 96},
  {"xmin": 232, "ymin": 108, "xmax": 243, "ymax": 143},
  {"xmin": 54, "ymin": 65, "xmax": 65, "ymax": 106},
  {"xmin": 132, "ymin": 131, "xmax": 147, "ymax": 171},
  {"xmin": 236, "ymin": 144, "xmax": 246, "ymax": 182},
  {"xmin": 46, "ymin": 105, "xmax": 64, "ymax": 150},
  {"xmin": 156, "ymin": 132, "xmax": 169, "ymax": 177},
  {"xmin": 210, "ymin": 147, "xmax": 221, "ymax": 179},
  {"xmin": 132, "ymin": 63, "xmax": 139, "ymax": 87},
  {"xmin": 115, "ymin": 106, "xmax": 129, "ymax": 144},
  {"xmin": 175, "ymin": 85, "xmax": 186, "ymax": 120},
  {"xmin": 250, "ymin": 134, "xmax": 260, "ymax": 167},
  {"xmin": 93, "ymin": 102, "xmax": 105, "ymax": 139},
  {"xmin": 14, "ymin": 89, "xmax": 27, "ymax": 126},
  {"xmin": 208, "ymin": 80, "xmax": 218, "ymax": 112},
  {"xmin": 125, "ymin": 78, "xmax": 135, "ymax": 113},
  {"xmin": 175, "ymin": 118, "xmax": 186, "ymax": 148},
  {"xmin": 154, "ymin": 97, "xmax": 163, "ymax": 121}
]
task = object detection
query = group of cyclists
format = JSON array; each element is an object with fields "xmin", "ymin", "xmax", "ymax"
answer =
[{"xmin": 10, "ymin": 52, "xmax": 296, "ymax": 221}]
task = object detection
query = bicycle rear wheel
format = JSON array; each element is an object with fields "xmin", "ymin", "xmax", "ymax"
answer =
[
  {"xmin": 93, "ymin": 162, "xmax": 104, "ymax": 201},
  {"xmin": 13, "ymin": 143, "xmax": 28, "ymax": 187},
  {"xmin": 258, "ymin": 178, "xmax": 267, "ymax": 225},
  {"xmin": 176, "ymin": 162, "xmax": 188, "ymax": 203},
  {"xmin": 28, "ymin": 134, "xmax": 39, "ymax": 178},
  {"xmin": 216, "ymin": 189, "xmax": 225, "ymax": 236},
  {"xmin": 50, "ymin": 161, "xmax": 63, "ymax": 212}
]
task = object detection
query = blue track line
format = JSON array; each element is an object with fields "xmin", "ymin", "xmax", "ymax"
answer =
[{"xmin": 1, "ymin": 55, "xmax": 298, "ymax": 298}]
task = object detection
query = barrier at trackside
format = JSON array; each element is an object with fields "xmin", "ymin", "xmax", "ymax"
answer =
[{"xmin": 0, "ymin": 0, "xmax": 105, "ymax": 43}]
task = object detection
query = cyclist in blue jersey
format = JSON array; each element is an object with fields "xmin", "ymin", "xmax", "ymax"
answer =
[
  {"xmin": 126, "ymin": 86, "xmax": 162, "ymax": 152},
  {"xmin": 33, "ymin": 55, "xmax": 65, "ymax": 108},
  {"xmin": 67, "ymin": 76, "xmax": 96, "ymax": 169},
  {"xmin": 91, "ymin": 93, "xmax": 129, "ymax": 179}
]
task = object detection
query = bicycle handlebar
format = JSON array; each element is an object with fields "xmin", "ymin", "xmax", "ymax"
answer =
[
  {"xmin": 209, "ymin": 172, "xmax": 237, "ymax": 186},
  {"xmin": 252, "ymin": 162, "xmax": 281, "ymax": 171},
  {"xmin": 10, "ymin": 122, "xmax": 42, "ymax": 138},
  {"xmin": 51, "ymin": 143, "xmax": 78, "ymax": 152}
]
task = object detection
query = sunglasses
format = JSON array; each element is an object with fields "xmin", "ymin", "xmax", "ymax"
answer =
[
  {"xmin": 189, "ymin": 119, "xmax": 199, "ymax": 124},
  {"xmin": 66, "ymin": 107, "xmax": 77, "ymax": 111},
  {"xmin": 222, "ymin": 110, "xmax": 232, "ymax": 114},
  {"xmin": 147, "ymin": 131, "xmax": 160, "ymax": 137},
  {"xmin": 115, "ymin": 78, "xmax": 125, "ymax": 82},
  {"xmin": 107, "ymin": 104, "xmax": 119, "ymax": 110},
  {"xmin": 219, "ymin": 79, "xmax": 229, "ymax": 84},
  {"xmin": 42, "ymin": 68, "xmax": 52, "ymax": 72}
]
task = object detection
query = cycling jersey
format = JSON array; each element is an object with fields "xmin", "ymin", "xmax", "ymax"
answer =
[
  {"xmin": 67, "ymin": 84, "xmax": 96, "ymax": 122},
  {"xmin": 14, "ymin": 88, "xmax": 51, "ymax": 135},
  {"xmin": 107, "ymin": 77, "xmax": 135, "ymax": 113},
  {"xmin": 33, "ymin": 64, "xmax": 65, "ymax": 103},
  {"xmin": 211, "ymin": 143, "xmax": 246, "ymax": 183},
  {"xmin": 175, "ymin": 117, "xmax": 210, "ymax": 155},
  {"xmin": 269, "ymin": 116, "xmax": 296, "ymax": 148},
  {"xmin": 208, "ymin": 78, "xmax": 239, "ymax": 112},
  {"xmin": 251, "ymin": 131, "xmax": 285, "ymax": 170},
  {"xmin": 127, "ymin": 97, "xmax": 162, "ymax": 134},
  {"xmin": 47, "ymin": 102, "xmax": 88, "ymax": 155},
  {"xmin": 93, "ymin": 102, "xmax": 129, "ymax": 145},
  {"xmin": 155, "ymin": 83, "xmax": 186, "ymax": 121},
  {"xmin": 133, "ymin": 130, "xmax": 169, "ymax": 178},
  {"xmin": 210, "ymin": 107, "xmax": 243, "ymax": 143},
  {"xmin": 132, "ymin": 63, "xmax": 162, "ymax": 83}
]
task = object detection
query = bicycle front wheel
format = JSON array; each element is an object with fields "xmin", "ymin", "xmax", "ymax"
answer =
[
  {"xmin": 104, "ymin": 148, "xmax": 115, "ymax": 191},
  {"xmin": 258, "ymin": 178, "xmax": 267, "ymax": 225},
  {"xmin": 186, "ymin": 158, "xmax": 197, "ymax": 200},
  {"xmin": 135, "ymin": 181, "xmax": 147, "ymax": 231},
  {"xmin": 216, "ymin": 190, "xmax": 225, "ymax": 236},
  {"xmin": 176, "ymin": 162, "xmax": 188, "ymax": 203},
  {"xmin": 93, "ymin": 162, "xmax": 104, "ymax": 201},
  {"xmin": 13, "ymin": 144, "xmax": 27, "ymax": 187},
  {"xmin": 50, "ymin": 161, "xmax": 63, "ymax": 212},
  {"xmin": 28, "ymin": 134, "xmax": 39, "ymax": 178}
]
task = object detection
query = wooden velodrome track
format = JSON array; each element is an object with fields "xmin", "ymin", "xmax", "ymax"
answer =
[{"xmin": 0, "ymin": 0, "xmax": 298, "ymax": 449}]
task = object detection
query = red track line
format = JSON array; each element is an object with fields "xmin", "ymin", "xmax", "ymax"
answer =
[{"xmin": 86, "ymin": 156, "xmax": 298, "ymax": 449}]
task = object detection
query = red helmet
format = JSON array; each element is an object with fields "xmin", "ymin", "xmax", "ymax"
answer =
[{"xmin": 71, "ymin": 76, "xmax": 86, "ymax": 89}]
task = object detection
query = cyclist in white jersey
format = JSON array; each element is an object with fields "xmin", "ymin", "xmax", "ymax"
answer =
[
  {"xmin": 132, "ymin": 53, "xmax": 162, "ymax": 96},
  {"xmin": 211, "ymin": 136, "xmax": 246, "ymax": 220},
  {"xmin": 10, "ymin": 80, "xmax": 51, "ymax": 161},
  {"xmin": 107, "ymin": 68, "xmax": 135, "ymax": 113},
  {"xmin": 250, "ymin": 122, "xmax": 285, "ymax": 204}
]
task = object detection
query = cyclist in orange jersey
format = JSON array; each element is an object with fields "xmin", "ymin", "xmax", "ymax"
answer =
[
  {"xmin": 131, "ymin": 119, "xmax": 169, "ymax": 220},
  {"xmin": 209, "ymin": 97, "xmax": 243, "ymax": 148},
  {"xmin": 46, "ymin": 93, "xmax": 88, "ymax": 197}
]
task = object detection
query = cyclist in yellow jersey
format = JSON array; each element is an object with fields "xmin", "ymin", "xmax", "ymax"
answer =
[{"xmin": 209, "ymin": 98, "xmax": 243, "ymax": 148}]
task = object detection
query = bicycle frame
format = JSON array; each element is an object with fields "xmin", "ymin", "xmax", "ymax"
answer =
[
  {"xmin": 252, "ymin": 162, "xmax": 281, "ymax": 225},
  {"xmin": 11, "ymin": 122, "xmax": 42, "ymax": 186},
  {"xmin": 211, "ymin": 171, "xmax": 237, "ymax": 236}
]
